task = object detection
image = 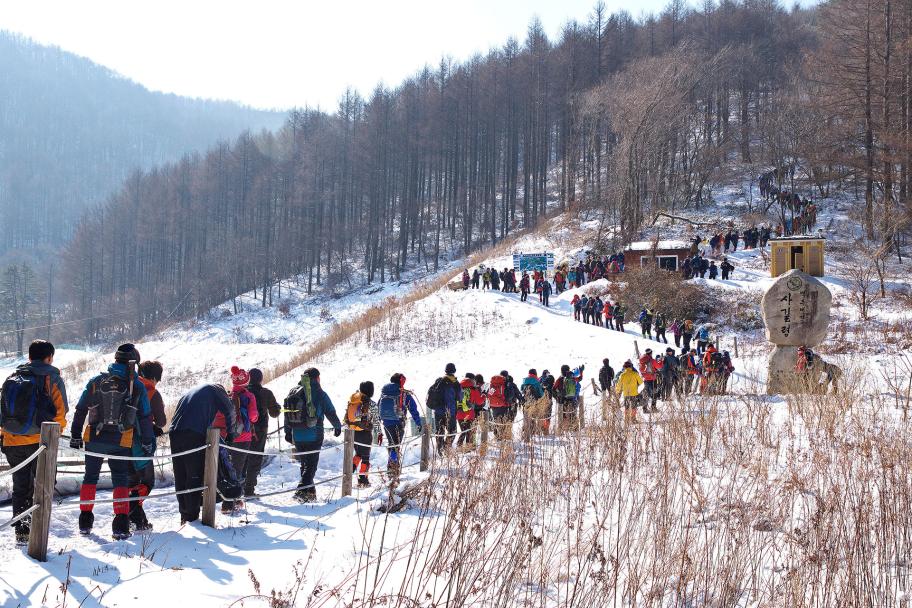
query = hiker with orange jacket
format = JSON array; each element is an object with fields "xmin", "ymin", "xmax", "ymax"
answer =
[
  {"xmin": 345, "ymin": 381, "xmax": 379, "ymax": 487},
  {"xmin": 0, "ymin": 340, "xmax": 69, "ymax": 544},
  {"xmin": 638, "ymin": 349, "xmax": 663, "ymax": 413}
]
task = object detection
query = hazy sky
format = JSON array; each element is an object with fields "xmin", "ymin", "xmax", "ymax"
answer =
[{"xmin": 1, "ymin": 0, "xmax": 817, "ymax": 111}]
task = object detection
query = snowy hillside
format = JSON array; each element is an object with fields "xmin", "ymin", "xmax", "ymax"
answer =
[{"xmin": 2, "ymin": 173, "xmax": 912, "ymax": 606}]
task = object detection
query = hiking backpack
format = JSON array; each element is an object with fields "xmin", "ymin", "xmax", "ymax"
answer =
[
  {"xmin": 426, "ymin": 377, "xmax": 447, "ymax": 410},
  {"xmin": 0, "ymin": 370, "xmax": 54, "ymax": 435},
  {"xmin": 458, "ymin": 387, "xmax": 472, "ymax": 413},
  {"xmin": 87, "ymin": 372, "xmax": 139, "ymax": 433},
  {"xmin": 563, "ymin": 376, "xmax": 577, "ymax": 399},
  {"xmin": 346, "ymin": 392, "xmax": 372, "ymax": 428},
  {"xmin": 230, "ymin": 391, "xmax": 252, "ymax": 436},
  {"xmin": 284, "ymin": 376, "xmax": 318, "ymax": 428}
]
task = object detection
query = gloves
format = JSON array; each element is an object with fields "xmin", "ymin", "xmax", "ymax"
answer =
[
  {"xmin": 284, "ymin": 428, "xmax": 292, "ymax": 444},
  {"xmin": 141, "ymin": 442, "xmax": 155, "ymax": 457},
  {"xmin": 70, "ymin": 437, "xmax": 84, "ymax": 450},
  {"xmin": 333, "ymin": 427, "xmax": 342, "ymax": 438},
  {"xmin": 377, "ymin": 433, "xmax": 383, "ymax": 446},
  {"xmin": 153, "ymin": 425, "xmax": 165, "ymax": 437}
]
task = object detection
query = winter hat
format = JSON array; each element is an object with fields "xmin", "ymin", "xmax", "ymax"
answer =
[
  {"xmin": 445, "ymin": 363, "xmax": 457, "ymax": 375},
  {"xmin": 474, "ymin": 374, "xmax": 485, "ymax": 384},
  {"xmin": 500, "ymin": 370, "xmax": 509, "ymax": 377},
  {"xmin": 248, "ymin": 368, "xmax": 264, "ymax": 385},
  {"xmin": 666, "ymin": 348, "xmax": 675, "ymax": 354},
  {"xmin": 645, "ymin": 348, "xmax": 652, "ymax": 355},
  {"xmin": 603, "ymin": 358, "xmax": 610, "ymax": 366},
  {"xmin": 622, "ymin": 360, "xmax": 633, "ymax": 368},
  {"xmin": 390, "ymin": 373, "xmax": 404, "ymax": 385},
  {"xmin": 303, "ymin": 367, "xmax": 320, "ymax": 380},
  {"xmin": 359, "ymin": 381, "xmax": 375, "ymax": 398},
  {"xmin": 230, "ymin": 366, "xmax": 250, "ymax": 387},
  {"xmin": 114, "ymin": 343, "xmax": 140, "ymax": 365},
  {"xmin": 465, "ymin": 373, "xmax": 475, "ymax": 380},
  {"xmin": 560, "ymin": 364, "xmax": 570, "ymax": 374},
  {"xmin": 528, "ymin": 368, "xmax": 537, "ymax": 377}
]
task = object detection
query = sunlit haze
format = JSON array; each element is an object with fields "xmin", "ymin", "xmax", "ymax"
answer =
[{"xmin": 2, "ymin": 0, "xmax": 816, "ymax": 110}]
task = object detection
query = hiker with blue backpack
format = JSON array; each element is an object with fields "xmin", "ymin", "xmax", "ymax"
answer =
[
  {"xmin": 377, "ymin": 373, "xmax": 422, "ymax": 476},
  {"xmin": 0, "ymin": 340, "xmax": 69, "ymax": 544},
  {"xmin": 696, "ymin": 325, "xmax": 711, "ymax": 354},
  {"xmin": 427, "ymin": 364, "xmax": 461, "ymax": 454},
  {"xmin": 281, "ymin": 367, "xmax": 341, "ymax": 503}
]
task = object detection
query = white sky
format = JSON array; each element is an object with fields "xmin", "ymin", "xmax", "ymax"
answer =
[{"xmin": 1, "ymin": 0, "xmax": 817, "ymax": 111}]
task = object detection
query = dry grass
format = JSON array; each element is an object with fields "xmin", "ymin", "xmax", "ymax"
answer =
[{"xmin": 294, "ymin": 367, "xmax": 912, "ymax": 607}]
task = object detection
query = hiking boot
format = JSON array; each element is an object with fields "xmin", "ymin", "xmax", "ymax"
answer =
[
  {"xmin": 243, "ymin": 488, "xmax": 257, "ymax": 498},
  {"xmin": 112, "ymin": 514, "xmax": 132, "ymax": 540},
  {"xmin": 221, "ymin": 501, "xmax": 235, "ymax": 514},
  {"xmin": 129, "ymin": 506, "xmax": 153, "ymax": 532},
  {"xmin": 14, "ymin": 520, "xmax": 29, "ymax": 545},
  {"xmin": 293, "ymin": 488, "xmax": 316, "ymax": 503},
  {"xmin": 78, "ymin": 511, "xmax": 94, "ymax": 535},
  {"xmin": 357, "ymin": 476, "xmax": 371, "ymax": 488}
]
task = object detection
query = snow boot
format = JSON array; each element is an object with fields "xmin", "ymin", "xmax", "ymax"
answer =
[
  {"xmin": 129, "ymin": 505, "xmax": 153, "ymax": 531},
  {"xmin": 78, "ymin": 511, "xmax": 95, "ymax": 535},
  {"xmin": 14, "ymin": 519, "xmax": 30, "ymax": 545},
  {"xmin": 112, "ymin": 514, "xmax": 132, "ymax": 540},
  {"xmin": 357, "ymin": 462, "xmax": 370, "ymax": 488},
  {"xmin": 293, "ymin": 488, "xmax": 316, "ymax": 503}
]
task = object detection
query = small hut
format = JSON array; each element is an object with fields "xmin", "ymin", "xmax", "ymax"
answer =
[
  {"xmin": 769, "ymin": 236, "xmax": 825, "ymax": 277},
  {"xmin": 624, "ymin": 240, "xmax": 691, "ymax": 272}
]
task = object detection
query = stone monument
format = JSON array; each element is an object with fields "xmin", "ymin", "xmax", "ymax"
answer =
[{"xmin": 761, "ymin": 269, "xmax": 833, "ymax": 394}]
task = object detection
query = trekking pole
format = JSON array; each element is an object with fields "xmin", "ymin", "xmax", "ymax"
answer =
[
  {"xmin": 28, "ymin": 422, "xmax": 59, "ymax": 562},
  {"xmin": 341, "ymin": 429, "xmax": 353, "ymax": 497},
  {"xmin": 634, "ymin": 340, "xmax": 641, "ymax": 359},
  {"xmin": 733, "ymin": 336, "xmax": 739, "ymax": 358},
  {"xmin": 201, "ymin": 428, "xmax": 220, "ymax": 528}
]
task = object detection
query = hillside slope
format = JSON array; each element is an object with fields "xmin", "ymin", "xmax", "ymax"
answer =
[{"xmin": 0, "ymin": 32, "xmax": 286, "ymax": 257}]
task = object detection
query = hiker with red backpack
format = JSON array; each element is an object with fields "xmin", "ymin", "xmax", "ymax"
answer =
[
  {"xmin": 486, "ymin": 373, "xmax": 512, "ymax": 439},
  {"xmin": 0, "ymin": 340, "xmax": 69, "ymax": 544},
  {"xmin": 213, "ymin": 366, "xmax": 258, "ymax": 513},
  {"xmin": 345, "ymin": 381, "xmax": 379, "ymax": 488},
  {"xmin": 378, "ymin": 373, "xmax": 422, "ymax": 475},
  {"xmin": 456, "ymin": 374, "xmax": 484, "ymax": 448},
  {"xmin": 638, "ymin": 349, "xmax": 662, "ymax": 412},
  {"xmin": 70, "ymin": 343, "xmax": 155, "ymax": 540}
]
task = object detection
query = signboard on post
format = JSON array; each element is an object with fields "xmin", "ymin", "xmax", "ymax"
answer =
[{"xmin": 512, "ymin": 252, "xmax": 555, "ymax": 275}]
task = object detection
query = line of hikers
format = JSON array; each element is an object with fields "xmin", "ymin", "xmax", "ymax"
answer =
[
  {"xmin": 682, "ymin": 254, "xmax": 736, "ymax": 280},
  {"xmin": 0, "ymin": 340, "xmax": 281, "ymax": 541},
  {"xmin": 602, "ymin": 343, "xmax": 735, "ymax": 423},
  {"xmin": 461, "ymin": 267, "xmax": 554, "ymax": 307}
]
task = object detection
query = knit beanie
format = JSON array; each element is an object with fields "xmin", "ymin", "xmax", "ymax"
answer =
[
  {"xmin": 359, "ymin": 381, "xmax": 375, "ymax": 398},
  {"xmin": 230, "ymin": 366, "xmax": 250, "ymax": 389}
]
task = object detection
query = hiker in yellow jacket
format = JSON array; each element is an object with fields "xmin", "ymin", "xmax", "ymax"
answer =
[
  {"xmin": 615, "ymin": 360, "xmax": 643, "ymax": 423},
  {"xmin": 345, "ymin": 381, "xmax": 380, "ymax": 488}
]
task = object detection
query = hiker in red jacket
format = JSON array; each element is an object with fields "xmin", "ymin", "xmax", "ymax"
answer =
[
  {"xmin": 638, "ymin": 349, "xmax": 663, "ymax": 413},
  {"xmin": 487, "ymin": 374, "xmax": 511, "ymax": 439}
]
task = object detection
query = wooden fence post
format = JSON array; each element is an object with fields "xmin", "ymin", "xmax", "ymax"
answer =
[
  {"xmin": 342, "ymin": 429, "xmax": 353, "ymax": 496},
  {"xmin": 634, "ymin": 340, "xmax": 641, "ymax": 359},
  {"xmin": 28, "ymin": 422, "xmax": 59, "ymax": 562},
  {"xmin": 420, "ymin": 421, "xmax": 431, "ymax": 472},
  {"xmin": 579, "ymin": 396, "xmax": 586, "ymax": 430},
  {"xmin": 201, "ymin": 428, "xmax": 220, "ymax": 528},
  {"xmin": 733, "ymin": 336, "xmax": 739, "ymax": 358},
  {"xmin": 479, "ymin": 415, "xmax": 489, "ymax": 457}
]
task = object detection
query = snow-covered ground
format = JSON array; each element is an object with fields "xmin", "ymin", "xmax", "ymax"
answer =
[{"xmin": 2, "ymin": 167, "xmax": 911, "ymax": 606}]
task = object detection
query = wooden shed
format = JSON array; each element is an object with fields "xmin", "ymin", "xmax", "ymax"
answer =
[
  {"xmin": 769, "ymin": 236, "xmax": 825, "ymax": 277},
  {"xmin": 625, "ymin": 240, "xmax": 692, "ymax": 272}
]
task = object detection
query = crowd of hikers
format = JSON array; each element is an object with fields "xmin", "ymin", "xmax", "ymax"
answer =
[{"xmin": 759, "ymin": 171, "xmax": 820, "ymax": 236}]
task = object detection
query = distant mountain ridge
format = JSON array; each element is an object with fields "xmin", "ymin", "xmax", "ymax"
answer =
[{"xmin": 0, "ymin": 31, "xmax": 287, "ymax": 258}]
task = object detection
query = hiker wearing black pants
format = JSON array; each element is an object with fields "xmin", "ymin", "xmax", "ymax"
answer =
[
  {"xmin": 0, "ymin": 340, "xmax": 69, "ymax": 543},
  {"xmin": 169, "ymin": 383, "xmax": 237, "ymax": 523},
  {"xmin": 243, "ymin": 368, "xmax": 280, "ymax": 497}
]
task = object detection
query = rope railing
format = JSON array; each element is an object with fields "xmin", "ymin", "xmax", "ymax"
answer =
[
  {"xmin": 0, "ymin": 503, "xmax": 41, "ymax": 531},
  {"xmin": 74, "ymin": 444, "xmax": 210, "ymax": 461},
  {"xmin": 0, "ymin": 445, "xmax": 46, "ymax": 479},
  {"xmin": 54, "ymin": 486, "xmax": 209, "ymax": 509}
]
